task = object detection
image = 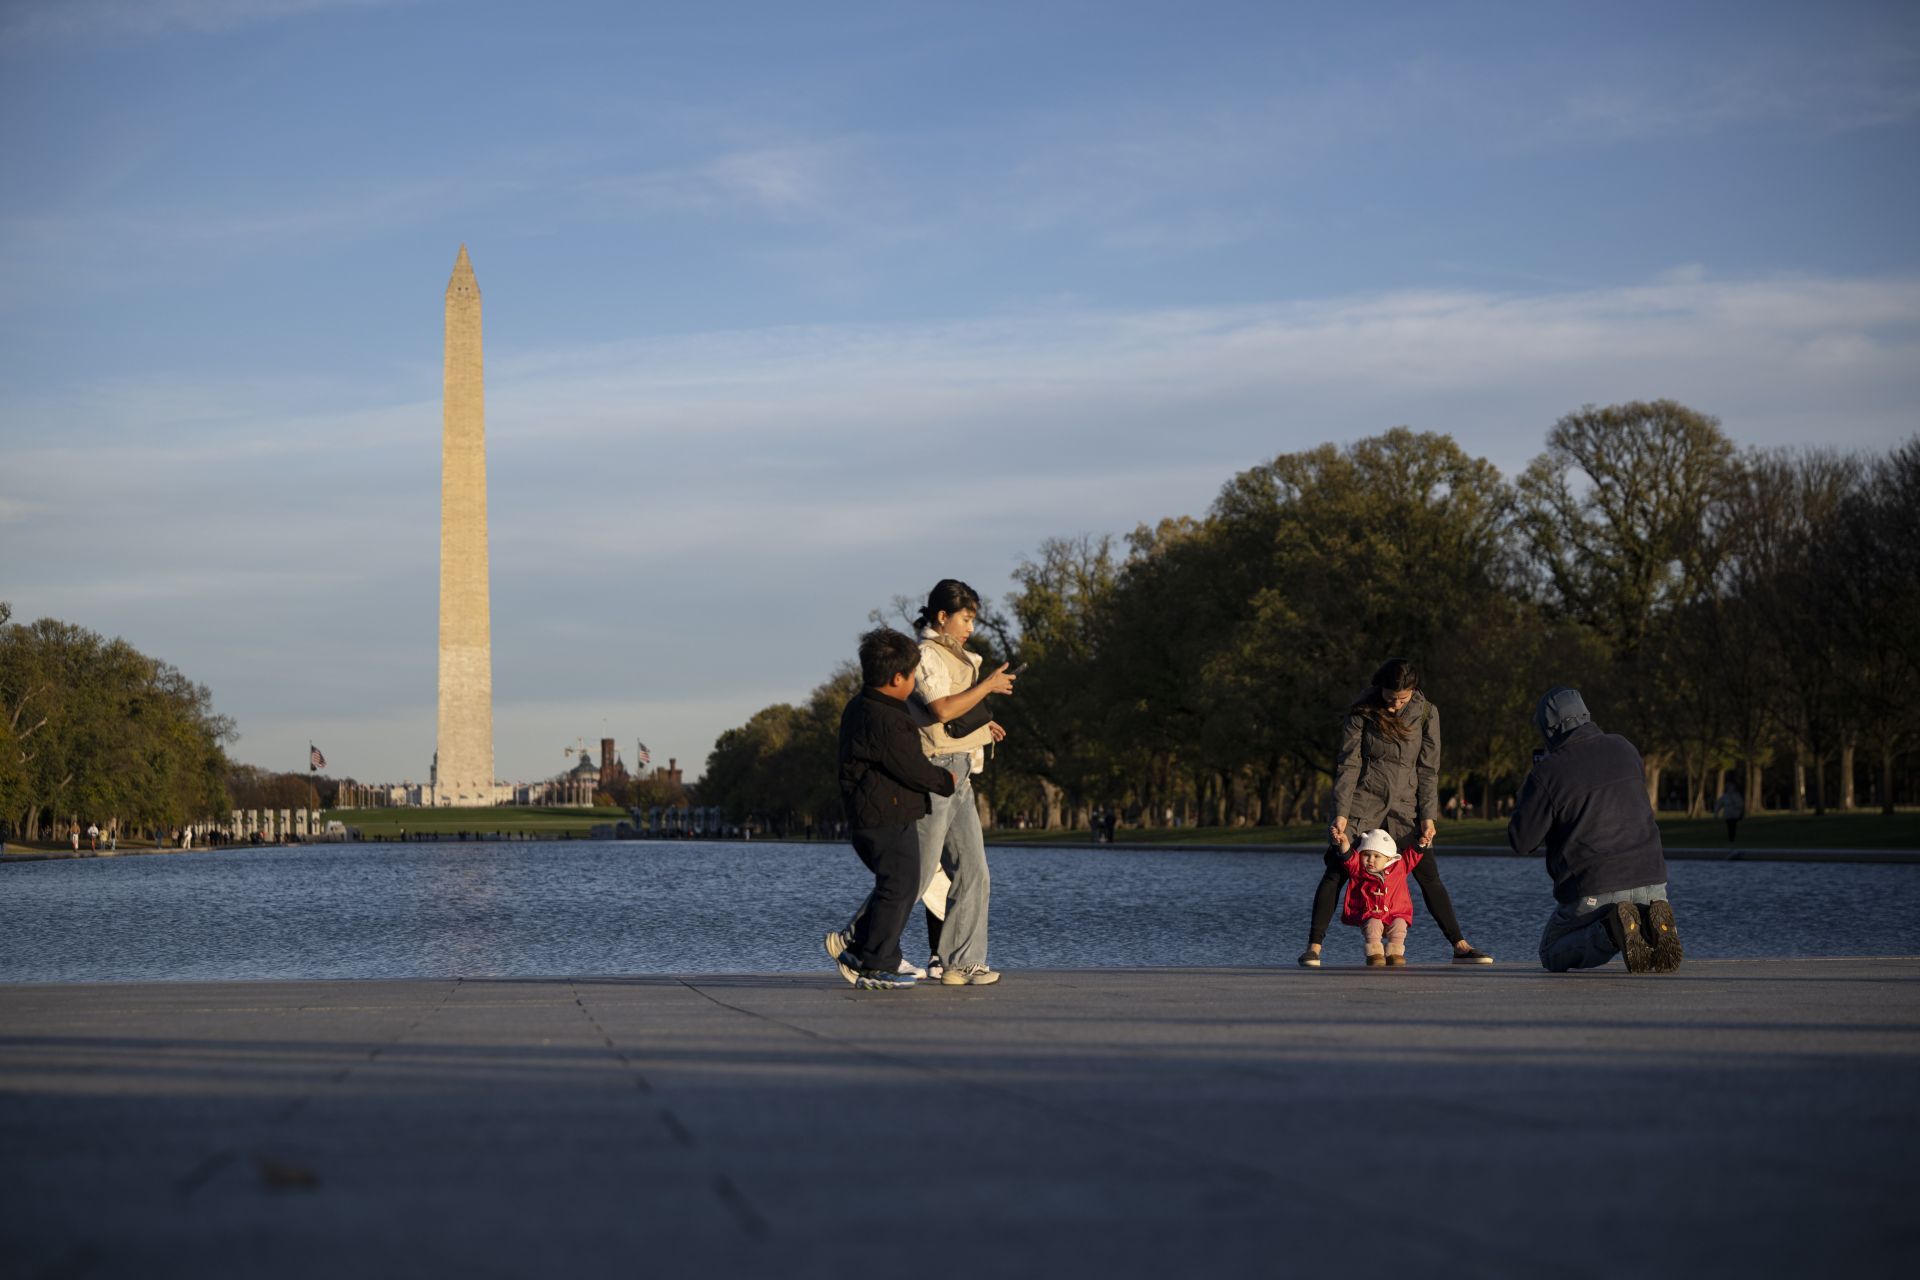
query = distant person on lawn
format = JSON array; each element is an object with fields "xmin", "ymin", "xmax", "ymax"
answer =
[
  {"xmin": 1509, "ymin": 687, "xmax": 1684, "ymax": 973},
  {"xmin": 1714, "ymin": 784, "xmax": 1745, "ymax": 844},
  {"xmin": 825, "ymin": 627, "xmax": 957, "ymax": 990}
]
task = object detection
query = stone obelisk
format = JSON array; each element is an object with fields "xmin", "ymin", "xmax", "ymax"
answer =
[{"xmin": 435, "ymin": 245, "xmax": 494, "ymax": 804}]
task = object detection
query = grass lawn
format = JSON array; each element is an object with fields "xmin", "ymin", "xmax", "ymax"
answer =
[
  {"xmin": 987, "ymin": 810, "xmax": 1920, "ymax": 851},
  {"xmin": 321, "ymin": 806, "xmax": 626, "ymax": 837}
]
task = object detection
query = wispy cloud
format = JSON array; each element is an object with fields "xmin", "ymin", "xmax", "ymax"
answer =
[
  {"xmin": 4, "ymin": 269, "xmax": 1915, "ymax": 780},
  {"xmin": 1, "ymin": 0, "xmax": 417, "ymax": 45},
  {"xmin": 1543, "ymin": 46, "xmax": 1920, "ymax": 143}
]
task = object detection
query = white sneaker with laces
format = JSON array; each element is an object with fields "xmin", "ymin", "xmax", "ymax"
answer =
[{"xmin": 940, "ymin": 964, "xmax": 1001, "ymax": 987}]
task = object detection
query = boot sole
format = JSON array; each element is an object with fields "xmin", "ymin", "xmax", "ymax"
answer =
[
  {"xmin": 1604, "ymin": 902, "xmax": 1655, "ymax": 973},
  {"xmin": 1644, "ymin": 900, "xmax": 1683, "ymax": 972}
]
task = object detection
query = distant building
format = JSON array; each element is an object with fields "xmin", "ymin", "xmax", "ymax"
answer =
[
  {"xmin": 513, "ymin": 749, "xmax": 601, "ymax": 806},
  {"xmin": 335, "ymin": 781, "xmax": 431, "ymax": 809}
]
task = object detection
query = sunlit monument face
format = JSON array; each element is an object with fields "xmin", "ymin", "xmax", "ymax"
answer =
[{"xmin": 436, "ymin": 245, "xmax": 495, "ymax": 805}]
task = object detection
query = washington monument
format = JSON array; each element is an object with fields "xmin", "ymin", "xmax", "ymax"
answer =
[{"xmin": 436, "ymin": 245, "xmax": 494, "ymax": 803}]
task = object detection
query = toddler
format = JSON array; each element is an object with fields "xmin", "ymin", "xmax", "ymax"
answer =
[{"xmin": 1340, "ymin": 828, "xmax": 1425, "ymax": 966}]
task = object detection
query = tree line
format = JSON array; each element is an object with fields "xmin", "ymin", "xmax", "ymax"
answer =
[
  {"xmin": 0, "ymin": 604, "xmax": 233, "ymax": 841},
  {"xmin": 701, "ymin": 402, "xmax": 1920, "ymax": 833}
]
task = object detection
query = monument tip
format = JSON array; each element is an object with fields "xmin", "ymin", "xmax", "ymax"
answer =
[{"xmin": 448, "ymin": 244, "xmax": 478, "ymax": 292}]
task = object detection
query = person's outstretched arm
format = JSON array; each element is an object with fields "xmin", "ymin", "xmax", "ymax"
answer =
[
  {"xmin": 875, "ymin": 724, "xmax": 957, "ymax": 798},
  {"xmin": 1329, "ymin": 714, "xmax": 1362, "ymax": 846},
  {"xmin": 1507, "ymin": 771, "xmax": 1551, "ymax": 854},
  {"xmin": 1415, "ymin": 703, "xmax": 1441, "ymax": 842}
]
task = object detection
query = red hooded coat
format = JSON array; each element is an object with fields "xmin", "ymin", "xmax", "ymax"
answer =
[{"xmin": 1339, "ymin": 847, "xmax": 1424, "ymax": 926}]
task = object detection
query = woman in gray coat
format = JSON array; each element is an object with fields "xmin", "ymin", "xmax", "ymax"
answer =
[{"xmin": 1298, "ymin": 657, "xmax": 1494, "ymax": 967}]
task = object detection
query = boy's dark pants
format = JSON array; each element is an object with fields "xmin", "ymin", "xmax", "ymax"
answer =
[{"xmin": 845, "ymin": 824, "xmax": 920, "ymax": 973}]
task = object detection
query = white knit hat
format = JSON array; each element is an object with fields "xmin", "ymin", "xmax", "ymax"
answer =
[{"xmin": 1355, "ymin": 828, "xmax": 1400, "ymax": 860}]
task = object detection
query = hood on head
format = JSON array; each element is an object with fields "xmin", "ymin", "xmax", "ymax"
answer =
[
  {"xmin": 1534, "ymin": 687, "xmax": 1592, "ymax": 747},
  {"xmin": 1355, "ymin": 828, "xmax": 1400, "ymax": 862}
]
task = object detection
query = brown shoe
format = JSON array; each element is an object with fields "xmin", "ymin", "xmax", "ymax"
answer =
[
  {"xmin": 1365, "ymin": 953, "xmax": 1386, "ymax": 967},
  {"xmin": 1603, "ymin": 901, "xmax": 1655, "ymax": 972},
  {"xmin": 1385, "ymin": 954, "xmax": 1406, "ymax": 966},
  {"xmin": 1643, "ymin": 900, "xmax": 1683, "ymax": 972}
]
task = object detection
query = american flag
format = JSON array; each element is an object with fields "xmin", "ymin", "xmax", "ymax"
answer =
[
  {"xmin": 309, "ymin": 744, "xmax": 327, "ymax": 771},
  {"xmin": 636, "ymin": 741, "xmax": 651, "ymax": 766}
]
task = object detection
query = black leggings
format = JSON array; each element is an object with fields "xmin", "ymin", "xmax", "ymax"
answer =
[{"xmin": 1308, "ymin": 846, "xmax": 1465, "ymax": 946}]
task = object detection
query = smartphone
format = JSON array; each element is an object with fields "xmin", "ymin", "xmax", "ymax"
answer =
[{"xmin": 1007, "ymin": 662, "xmax": 1028, "ymax": 676}]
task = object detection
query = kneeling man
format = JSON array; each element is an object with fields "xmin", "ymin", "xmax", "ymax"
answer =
[{"xmin": 1509, "ymin": 687, "xmax": 1683, "ymax": 973}]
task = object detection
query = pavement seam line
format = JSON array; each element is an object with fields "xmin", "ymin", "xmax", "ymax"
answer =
[
  {"xmin": 667, "ymin": 976, "xmax": 1462, "ymax": 1233},
  {"xmin": 176, "ymin": 978, "xmax": 461, "ymax": 1200},
  {"xmin": 571, "ymin": 980, "xmax": 776, "ymax": 1241}
]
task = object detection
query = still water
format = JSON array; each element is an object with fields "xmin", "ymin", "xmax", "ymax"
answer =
[{"xmin": 2, "ymin": 840, "xmax": 1916, "ymax": 983}]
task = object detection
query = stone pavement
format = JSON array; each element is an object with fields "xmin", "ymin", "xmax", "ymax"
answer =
[{"xmin": 3, "ymin": 960, "xmax": 1917, "ymax": 1278}]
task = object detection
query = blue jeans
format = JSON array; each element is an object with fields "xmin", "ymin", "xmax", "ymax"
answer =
[
  {"xmin": 844, "ymin": 754, "xmax": 990, "ymax": 967},
  {"xmin": 1539, "ymin": 883, "xmax": 1669, "ymax": 972},
  {"xmin": 920, "ymin": 753, "xmax": 990, "ymax": 969}
]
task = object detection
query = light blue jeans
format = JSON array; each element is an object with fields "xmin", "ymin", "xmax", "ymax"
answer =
[
  {"xmin": 920, "ymin": 753, "xmax": 990, "ymax": 969},
  {"xmin": 1539, "ymin": 883, "xmax": 1669, "ymax": 972}
]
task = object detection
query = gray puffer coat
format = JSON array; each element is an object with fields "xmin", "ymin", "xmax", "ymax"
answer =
[{"xmin": 1329, "ymin": 691, "xmax": 1440, "ymax": 840}]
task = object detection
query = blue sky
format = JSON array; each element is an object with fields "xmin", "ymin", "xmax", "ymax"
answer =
[{"xmin": 2, "ymin": 0, "xmax": 1916, "ymax": 784}]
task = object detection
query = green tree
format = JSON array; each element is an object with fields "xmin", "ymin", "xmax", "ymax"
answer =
[
  {"xmin": 994, "ymin": 535, "xmax": 1120, "ymax": 827},
  {"xmin": 1517, "ymin": 400, "xmax": 1738, "ymax": 799},
  {"xmin": 1828, "ymin": 438, "xmax": 1920, "ymax": 812}
]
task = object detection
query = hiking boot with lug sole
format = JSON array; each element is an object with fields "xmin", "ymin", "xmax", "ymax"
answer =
[
  {"xmin": 1603, "ymin": 901, "xmax": 1654, "ymax": 972},
  {"xmin": 1643, "ymin": 900, "xmax": 1683, "ymax": 972}
]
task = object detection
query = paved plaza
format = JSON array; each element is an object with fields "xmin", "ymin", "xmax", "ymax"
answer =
[{"xmin": 3, "ymin": 960, "xmax": 1917, "ymax": 1278}]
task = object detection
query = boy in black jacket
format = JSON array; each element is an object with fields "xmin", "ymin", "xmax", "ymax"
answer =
[{"xmin": 828, "ymin": 628, "xmax": 957, "ymax": 989}]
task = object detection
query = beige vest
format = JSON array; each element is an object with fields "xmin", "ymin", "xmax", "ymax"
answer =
[{"xmin": 917, "ymin": 639, "xmax": 997, "ymax": 760}]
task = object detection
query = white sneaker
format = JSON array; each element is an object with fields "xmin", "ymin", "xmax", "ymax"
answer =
[
  {"xmin": 940, "ymin": 964, "xmax": 1001, "ymax": 987},
  {"xmin": 823, "ymin": 930, "xmax": 846, "ymax": 961},
  {"xmin": 896, "ymin": 958, "xmax": 928, "ymax": 979}
]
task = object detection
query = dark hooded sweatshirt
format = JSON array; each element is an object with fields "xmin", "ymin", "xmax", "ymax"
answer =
[{"xmin": 1506, "ymin": 688, "xmax": 1668, "ymax": 904}]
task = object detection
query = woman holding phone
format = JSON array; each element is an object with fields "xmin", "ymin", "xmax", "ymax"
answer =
[{"xmin": 909, "ymin": 579, "xmax": 1016, "ymax": 985}]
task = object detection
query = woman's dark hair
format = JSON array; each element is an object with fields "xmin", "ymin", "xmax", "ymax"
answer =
[
  {"xmin": 858, "ymin": 628, "xmax": 922, "ymax": 687},
  {"xmin": 1350, "ymin": 657, "xmax": 1420, "ymax": 740},
  {"xmin": 913, "ymin": 579, "xmax": 982, "ymax": 631}
]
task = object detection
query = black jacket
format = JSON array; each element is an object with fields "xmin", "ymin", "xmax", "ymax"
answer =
[
  {"xmin": 838, "ymin": 686, "xmax": 956, "ymax": 830},
  {"xmin": 1507, "ymin": 721, "xmax": 1668, "ymax": 904}
]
